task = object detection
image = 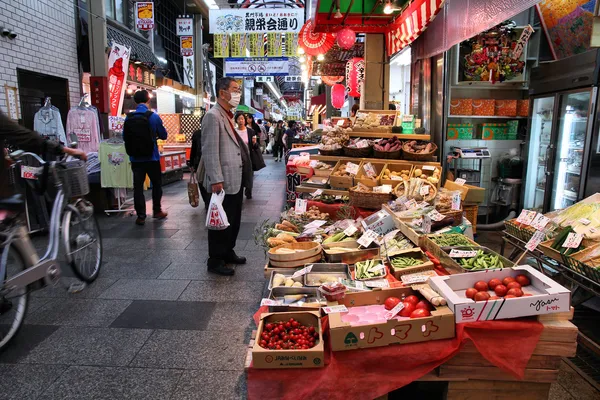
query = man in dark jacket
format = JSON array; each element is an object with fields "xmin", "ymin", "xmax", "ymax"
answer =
[{"xmin": 189, "ymin": 128, "xmax": 211, "ymax": 209}]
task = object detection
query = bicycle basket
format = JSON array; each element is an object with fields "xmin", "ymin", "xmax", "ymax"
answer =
[{"xmin": 56, "ymin": 160, "xmax": 89, "ymax": 197}]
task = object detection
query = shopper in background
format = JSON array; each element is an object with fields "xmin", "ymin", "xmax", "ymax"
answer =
[
  {"xmin": 123, "ymin": 90, "xmax": 168, "ymax": 226},
  {"xmin": 189, "ymin": 126, "xmax": 211, "ymax": 210},
  {"xmin": 282, "ymin": 120, "xmax": 296, "ymax": 163},
  {"xmin": 351, "ymin": 103, "xmax": 360, "ymax": 117},
  {"xmin": 236, "ymin": 112, "xmax": 257, "ymax": 200},
  {"xmin": 266, "ymin": 121, "xmax": 275, "ymax": 154},
  {"xmin": 256, "ymin": 119, "xmax": 268, "ymax": 154},
  {"xmin": 200, "ymin": 77, "xmax": 251, "ymax": 276},
  {"xmin": 273, "ymin": 120, "xmax": 285, "ymax": 162}
]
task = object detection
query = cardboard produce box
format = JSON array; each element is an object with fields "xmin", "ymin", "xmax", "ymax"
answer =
[
  {"xmin": 252, "ymin": 311, "xmax": 325, "ymax": 368},
  {"xmin": 444, "ymin": 180, "xmax": 485, "ymax": 204},
  {"xmin": 329, "ymin": 160, "xmax": 357, "ymax": 189},
  {"xmin": 329, "ymin": 287, "xmax": 455, "ymax": 351},
  {"xmin": 388, "ymin": 249, "xmax": 435, "ymax": 278},
  {"xmin": 429, "ymin": 265, "xmax": 571, "ymax": 323}
]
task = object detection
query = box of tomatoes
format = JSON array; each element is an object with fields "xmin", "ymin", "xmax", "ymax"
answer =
[
  {"xmin": 252, "ymin": 311, "xmax": 325, "ymax": 369},
  {"xmin": 328, "ymin": 287, "xmax": 455, "ymax": 351},
  {"xmin": 429, "ymin": 265, "xmax": 571, "ymax": 323}
]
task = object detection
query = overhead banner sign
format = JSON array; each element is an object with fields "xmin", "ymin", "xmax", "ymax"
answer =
[
  {"xmin": 230, "ymin": 33, "xmax": 247, "ymax": 58},
  {"xmin": 225, "ymin": 58, "xmax": 290, "ymax": 77},
  {"xmin": 213, "ymin": 34, "xmax": 229, "ymax": 58},
  {"xmin": 180, "ymin": 36, "xmax": 193, "ymax": 56},
  {"xmin": 183, "ymin": 55, "xmax": 194, "ymax": 88},
  {"xmin": 285, "ymin": 76, "xmax": 301, "ymax": 82},
  {"xmin": 108, "ymin": 43, "xmax": 131, "ymax": 116},
  {"xmin": 267, "ymin": 33, "xmax": 283, "ymax": 57},
  {"xmin": 176, "ymin": 17, "xmax": 193, "ymax": 36},
  {"xmin": 209, "ymin": 9, "xmax": 303, "ymax": 34},
  {"xmin": 256, "ymin": 76, "xmax": 275, "ymax": 82},
  {"xmin": 285, "ymin": 33, "xmax": 298, "ymax": 57},
  {"xmin": 248, "ymin": 33, "xmax": 262, "ymax": 57},
  {"xmin": 135, "ymin": 2, "xmax": 154, "ymax": 31}
]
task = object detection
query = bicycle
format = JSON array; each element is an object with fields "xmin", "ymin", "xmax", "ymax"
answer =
[{"xmin": 0, "ymin": 150, "xmax": 103, "ymax": 350}]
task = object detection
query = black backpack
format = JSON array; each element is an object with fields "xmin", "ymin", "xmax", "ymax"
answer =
[{"xmin": 123, "ymin": 110, "xmax": 155, "ymax": 157}]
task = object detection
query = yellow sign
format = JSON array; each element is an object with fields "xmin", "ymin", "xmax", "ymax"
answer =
[
  {"xmin": 285, "ymin": 33, "xmax": 297, "ymax": 57},
  {"xmin": 135, "ymin": 2, "xmax": 154, "ymax": 31},
  {"xmin": 230, "ymin": 33, "xmax": 246, "ymax": 57},
  {"xmin": 213, "ymin": 34, "xmax": 229, "ymax": 58},
  {"xmin": 267, "ymin": 33, "xmax": 283, "ymax": 57},
  {"xmin": 248, "ymin": 33, "xmax": 262, "ymax": 57},
  {"xmin": 180, "ymin": 36, "xmax": 193, "ymax": 56}
]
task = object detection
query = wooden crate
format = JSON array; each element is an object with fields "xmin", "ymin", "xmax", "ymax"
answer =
[
  {"xmin": 356, "ymin": 161, "xmax": 386, "ymax": 188},
  {"xmin": 463, "ymin": 204, "xmax": 478, "ymax": 233},
  {"xmin": 447, "ymin": 380, "xmax": 551, "ymax": 400},
  {"xmin": 329, "ymin": 160, "xmax": 358, "ymax": 189}
]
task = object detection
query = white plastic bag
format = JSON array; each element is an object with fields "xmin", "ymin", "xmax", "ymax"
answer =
[{"xmin": 205, "ymin": 191, "xmax": 230, "ymax": 230}]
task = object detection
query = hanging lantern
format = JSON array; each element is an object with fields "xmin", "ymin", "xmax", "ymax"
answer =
[
  {"xmin": 298, "ymin": 20, "xmax": 336, "ymax": 56},
  {"xmin": 337, "ymin": 28, "xmax": 356, "ymax": 50},
  {"xmin": 331, "ymin": 84, "xmax": 346, "ymax": 109},
  {"xmin": 321, "ymin": 76, "xmax": 344, "ymax": 86},
  {"xmin": 346, "ymin": 57, "xmax": 365, "ymax": 98}
]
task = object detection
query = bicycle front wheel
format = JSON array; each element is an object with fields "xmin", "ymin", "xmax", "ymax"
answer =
[
  {"xmin": 63, "ymin": 200, "xmax": 102, "ymax": 283},
  {"xmin": 0, "ymin": 243, "xmax": 29, "ymax": 351}
]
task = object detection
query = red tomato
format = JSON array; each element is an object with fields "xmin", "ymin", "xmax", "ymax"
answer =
[
  {"xmin": 474, "ymin": 281, "xmax": 489, "ymax": 292},
  {"xmin": 489, "ymin": 296, "xmax": 500, "ymax": 300},
  {"xmin": 465, "ymin": 288, "xmax": 478, "ymax": 299},
  {"xmin": 384, "ymin": 297, "xmax": 401, "ymax": 311},
  {"xmin": 399, "ymin": 302, "xmax": 416, "ymax": 317},
  {"xmin": 415, "ymin": 300, "xmax": 433, "ymax": 311},
  {"xmin": 515, "ymin": 274, "xmax": 531, "ymax": 286},
  {"xmin": 404, "ymin": 295, "xmax": 419, "ymax": 305},
  {"xmin": 507, "ymin": 288, "xmax": 523, "ymax": 297},
  {"xmin": 507, "ymin": 282, "xmax": 522, "ymax": 290},
  {"xmin": 504, "ymin": 294, "xmax": 516, "ymax": 299},
  {"xmin": 494, "ymin": 284, "xmax": 508, "ymax": 297},
  {"xmin": 410, "ymin": 308, "xmax": 431, "ymax": 319},
  {"xmin": 502, "ymin": 277, "xmax": 515, "ymax": 286},
  {"xmin": 488, "ymin": 278, "xmax": 502, "ymax": 290},
  {"xmin": 474, "ymin": 291, "xmax": 490, "ymax": 301}
]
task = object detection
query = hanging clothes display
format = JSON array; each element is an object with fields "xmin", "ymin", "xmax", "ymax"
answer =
[
  {"xmin": 99, "ymin": 140, "xmax": 133, "ymax": 188},
  {"xmin": 66, "ymin": 105, "xmax": 101, "ymax": 153},
  {"xmin": 33, "ymin": 98, "xmax": 67, "ymax": 144}
]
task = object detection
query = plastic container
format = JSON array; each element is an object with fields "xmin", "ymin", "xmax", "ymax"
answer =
[{"xmin": 318, "ymin": 282, "xmax": 347, "ymax": 302}]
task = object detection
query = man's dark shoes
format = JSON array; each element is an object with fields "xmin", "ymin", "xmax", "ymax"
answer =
[
  {"xmin": 207, "ymin": 259, "xmax": 235, "ymax": 276},
  {"xmin": 135, "ymin": 217, "xmax": 146, "ymax": 226},
  {"xmin": 225, "ymin": 252, "xmax": 247, "ymax": 265},
  {"xmin": 153, "ymin": 210, "xmax": 168, "ymax": 219}
]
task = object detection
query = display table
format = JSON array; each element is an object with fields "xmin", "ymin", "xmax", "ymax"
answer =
[
  {"xmin": 159, "ymin": 151, "xmax": 185, "ymax": 185},
  {"xmin": 246, "ymin": 310, "xmax": 577, "ymax": 400},
  {"xmin": 163, "ymin": 145, "xmax": 191, "ymax": 161}
]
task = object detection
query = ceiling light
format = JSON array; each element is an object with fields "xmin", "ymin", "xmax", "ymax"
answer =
[
  {"xmin": 383, "ymin": 1, "xmax": 394, "ymax": 14},
  {"xmin": 148, "ymin": 93, "xmax": 154, "ymax": 98},
  {"xmin": 317, "ymin": 54, "xmax": 325, "ymax": 61},
  {"xmin": 298, "ymin": 47, "xmax": 305, "ymax": 55},
  {"xmin": 202, "ymin": 0, "xmax": 219, "ymax": 9},
  {"xmin": 134, "ymin": 60, "xmax": 141, "ymax": 65},
  {"xmin": 157, "ymin": 56, "xmax": 168, "ymax": 64},
  {"xmin": 299, "ymin": 55, "xmax": 306, "ymax": 63},
  {"xmin": 301, "ymin": 64, "xmax": 307, "ymax": 71}
]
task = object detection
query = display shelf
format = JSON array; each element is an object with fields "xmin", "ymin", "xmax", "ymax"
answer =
[
  {"xmin": 448, "ymin": 115, "xmax": 527, "ymax": 119},
  {"xmin": 347, "ymin": 131, "xmax": 430, "ymax": 140},
  {"xmin": 451, "ymin": 81, "xmax": 528, "ymax": 90},
  {"xmin": 310, "ymin": 155, "xmax": 440, "ymax": 167},
  {"xmin": 295, "ymin": 186, "xmax": 348, "ymax": 196}
]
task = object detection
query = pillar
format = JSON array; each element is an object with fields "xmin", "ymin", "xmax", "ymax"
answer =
[
  {"xmin": 87, "ymin": 0, "xmax": 109, "ymax": 135},
  {"xmin": 195, "ymin": 16, "xmax": 204, "ymax": 107},
  {"xmin": 361, "ymin": 34, "xmax": 389, "ymax": 111}
]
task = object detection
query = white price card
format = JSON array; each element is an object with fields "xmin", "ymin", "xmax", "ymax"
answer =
[
  {"xmin": 404, "ymin": 199, "xmax": 418, "ymax": 209},
  {"xmin": 449, "ymin": 249, "xmax": 478, "ymax": 258},
  {"xmin": 423, "ymin": 165, "xmax": 436, "ymax": 171},
  {"xmin": 356, "ymin": 139, "xmax": 370, "ymax": 148},
  {"xmin": 579, "ymin": 218, "xmax": 591, "ymax": 226},
  {"xmin": 295, "ymin": 198, "xmax": 307, "ymax": 214},
  {"xmin": 323, "ymin": 305, "xmax": 349, "ymax": 314},
  {"xmin": 357, "ymin": 229, "xmax": 379, "ymax": 247},
  {"xmin": 369, "ymin": 264, "xmax": 386, "ymax": 273},
  {"xmin": 292, "ymin": 264, "xmax": 313, "ymax": 279},
  {"xmin": 343, "ymin": 224, "xmax": 358, "ymax": 237},
  {"xmin": 336, "ymin": 119, "xmax": 345, "ymax": 126},
  {"xmin": 373, "ymin": 185, "xmax": 393, "ymax": 194},
  {"xmin": 525, "ymin": 230, "xmax": 546, "ymax": 252},
  {"xmin": 516, "ymin": 209, "xmax": 537, "ymax": 226},
  {"xmin": 384, "ymin": 301, "xmax": 405, "ymax": 319},
  {"xmin": 454, "ymin": 178, "xmax": 466, "ymax": 186},
  {"xmin": 310, "ymin": 189, "xmax": 323, "ymax": 198},
  {"xmin": 391, "ymin": 175, "xmax": 403, "ymax": 181},
  {"xmin": 562, "ymin": 232, "xmax": 583, "ymax": 249},
  {"xmin": 304, "ymin": 220, "xmax": 327, "ymax": 230},
  {"xmin": 422, "ymin": 215, "xmax": 432, "ymax": 234},
  {"xmin": 365, "ymin": 279, "xmax": 390, "ymax": 288},
  {"xmin": 260, "ymin": 298, "xmax": 283, "ymax": 306},
  {"xmin": 451, "ymin": 192, "xmax": 461, "ymax": 211},
  {"xmin": 530, "ymin": 214, "xmax": 550, "ymax": 230},
  {"xmin": 363, "ymin": 162, "xmax": 377, "ymax": 178},
  {"xmin": 20, "ymin": 166, "xmax": 41, "ymax": 180},
  {"xmin": 345, "ymin": 162, "xmax": 360, "ymax": 175},
  {"xmin": 401, "ymin": 272, "xmax": 435, "ymax": 285},
  {"xmin": 310, "ymin": 160, "xmax": 318, "ymax": 168},
  {"xmin": 420, "ymin": 185, "xmax": 430, "ymax": 196},
  {"xmin": 427, "ymin": 209, "xmax": 446, "ymax": 222}
]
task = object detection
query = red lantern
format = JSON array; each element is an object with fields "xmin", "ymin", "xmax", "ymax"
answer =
[
  {"xmin": 321, "ymin": 76, "xmax": 344, "ymax": 86},
  {"xmin": 337, "ymin": 28, "xmax": 356, "ymax": 50},
  {"xmin": 331, "ymin": 84, "xmax": 346, "ymax": 109},
  {"xmin": 346, "ymin": 57, "xmax": 365, "ymax": 98}
]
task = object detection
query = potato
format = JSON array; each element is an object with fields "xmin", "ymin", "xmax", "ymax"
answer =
[
  {"xmin": 285, "ymin": 278, "xmax": 294, "ymax": 287},
  {"xmin": 414, "ymin": 168, "xmax": 422, "ymax": 177},
  {"xmin": 292, "ymin": 281, "xmax": 303, "ymax": 287}
]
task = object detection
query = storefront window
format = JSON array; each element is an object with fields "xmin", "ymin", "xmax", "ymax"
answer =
[
  {"xmin": 105, "ymin": 0, "xmax": 125, "ymax": 24},
  {"xmin": 389, "ymin": 47, "xmax": 411, "ymax": 116}
]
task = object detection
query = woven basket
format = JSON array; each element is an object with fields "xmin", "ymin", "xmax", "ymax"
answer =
[
  {"xmin": 319, "ymin": 147, "xmax": 343, "ymax": 156},
  {"xmin": 393, "ymin": 180, "xmax": 437, "ymax": 202},
  {"xmin": 343, "ymin": 144, "xmax": 373, "ymax": 158},
  {"xmin": 348, "ymin": 186, "xmax": 392, "ymax": 209},
  {"xmin": 373, "ymin": 148, "xmax": 403, "ymax": 159},
  {"xmin": 441, "ymin": 209, "xmax": 463, "ymax": 227},
  {"xmin": 402, "ymin": 141, "xmax": 438, "ymax": 161}
]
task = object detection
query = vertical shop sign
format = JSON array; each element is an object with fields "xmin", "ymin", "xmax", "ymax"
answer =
[
  {"xmin": 213, "ymin": 34, "xmax": 230, "ymax": 58},
  {"xmin": 135, "ymin": 2, "xmax": 154, "ymax": 31},
  {"xmin": 180, "ymin": 36, "xmax": 194, "ymax": 56},
  {"xmin": 183, "ymin": 55, "xmax": 194, "ymax": 87},
  {"xmin": 176, "ymin": 17, "xmax": 193, "ymax": 36},
  {"xmin": 267, "ymin": 33, "xmax": 283, "ymax": 57},
  {"xmin": 285, "ymin": 33, "xmax": 297, "ymax": 57},
  {"xmin": 230, "ymin": 33, "xmax": 246, "ymax": 57},
  {"xmin": 247, "ymin": 33, "xmax": 262, "ymax": 57},
  {"xmin": 107, "ymin": 43, "xmax": 131, "ymax": 116}
]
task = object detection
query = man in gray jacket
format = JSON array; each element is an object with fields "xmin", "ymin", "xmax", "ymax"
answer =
[{"xmin": 201, "ymin": 77, "xmax": 251, "ymax": 276}]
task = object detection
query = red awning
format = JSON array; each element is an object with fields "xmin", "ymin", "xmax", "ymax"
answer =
[{"xmin": 386, "ymin": 0, "xmax": 445, "ymax": 56}]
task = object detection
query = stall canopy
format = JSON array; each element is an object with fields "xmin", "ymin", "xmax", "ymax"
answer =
[
  {"xmin": 412, "ymin": 0, "xmax": 541, "ymax": 60},
  {"xmin": 309, "ymin": 93, "xmax": 327, "ymax": 115},
  {"xmin": 312, "ymin": 0, "xmax": 404, "ymax": 33},
  {"xmin": 386, "ymin": 0, "xmax": 445, "ymax": 56},
  {"xmin": 237, "ymin": 104, "xmax": 259, "ymax": 115}
]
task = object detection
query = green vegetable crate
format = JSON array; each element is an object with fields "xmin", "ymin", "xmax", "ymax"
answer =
[
  {"xmin": 442, "ymin": 246, "xmax": 515, "ymax": 273},
  {"xmin": 388, "ymin": 249, "xmax": 434, "ymax": 279}
]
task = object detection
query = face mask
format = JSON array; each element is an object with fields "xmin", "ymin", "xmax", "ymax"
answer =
[{"xmin": 229, "ymin": 92, "xmax": 241, "ymax": 108}]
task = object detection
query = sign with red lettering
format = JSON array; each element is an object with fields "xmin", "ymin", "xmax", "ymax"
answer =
[{"xmin": 108, "ymin": 43, "xmax": 131, "ymax": 117}]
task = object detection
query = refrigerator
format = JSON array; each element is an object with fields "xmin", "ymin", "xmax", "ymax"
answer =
[{"xmin": 523, "ymin": 50, "xmax": 600, "ymax": 213}]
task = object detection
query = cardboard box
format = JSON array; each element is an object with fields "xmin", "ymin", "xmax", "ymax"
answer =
[
  {"xmin": 517, "ymin": 99, "xmax": 529, "ymax": 117},
  {"xmin": 481, "ymin": 123, "xmax": 508, "ymax": 140},
  {"xmin": 449, "ymin": 99, "xmax": 473, "ymax": 116},
  {"xmin": 252, "ymin": 311, "xmax": 325, "ymax": 368},
  {"xmin": 329, "ymin": 160, "xmax": 356, "ymax": 189},
  {"xmin": 429, "ymin": 265, "xmax": 571, "ymax": 323},
  {"xmin": 472, "ymin": 99, "xmax": 495, "ymax": 116},
  {"xmin": 447, "ymin": 124, "xmax": 473, "ymax": 140},
  {"xmin": 495, "ymin": 100, "xmax": 517, "ymax": 117},
  {"xmin": 444, "ymin": 180, "xmax": 486, "ymax": 204},
  {"xmin": 329, "ymin": 287, "xmax": 455, "ymax": 351}
]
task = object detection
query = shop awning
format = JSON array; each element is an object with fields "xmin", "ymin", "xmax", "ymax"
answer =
[
  {"xmin": 312, "ymin": 0, "xmax": 403, "ymax": 33},
  {"xmin": 386, "ymin": 0, "xmax": 445, "ymax": 56},
  {"xmin": 107, "ymin": 26, "xmax": 159, "ymax": 65},
  {"xmin": 236, "ymin": 104, "xmax": 259, "ymax": 115}
]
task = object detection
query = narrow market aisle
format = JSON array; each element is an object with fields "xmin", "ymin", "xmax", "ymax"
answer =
[{"xmin": 0, "ymin": 157, "xmax": 287, "ymax": 399}]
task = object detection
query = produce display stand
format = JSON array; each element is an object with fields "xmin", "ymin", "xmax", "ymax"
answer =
[
  {"xmin": 347, "ymin": 131, "xmax": 430, "ymax": 140},
  {"xmin": 159, "ymin": 151, "xmax": 185, "ymax": 185}
]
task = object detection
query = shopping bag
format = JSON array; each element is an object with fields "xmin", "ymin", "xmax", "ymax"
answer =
[
  {"xmin": 205, "ymin": 190, "xmax": 230, "ymax": 230},
  {"xmin": 188, "ymin": 168, "xmax": 200, "ymax": 208}
]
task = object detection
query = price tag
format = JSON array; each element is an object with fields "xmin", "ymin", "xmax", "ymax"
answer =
[
  {"xmin": 323, "ymin": 305, "xmax": 349, "ymax": 314},
  {"xmin": 292, "ymin": 264, "xmax": 313, "ymax": 279},
  {"xmin": 562, "ymin": 232, "xmax": 583, "ymax": 249},
  {"xmin": 401, "ymin": 273, "xmax": 434, "ymax": 285},
  {"xmin": 404, "ymin": 199, "xmax": 418, "ymax": 209},
  {"xmin": 417, "ymin": 201, "xmax": 429, "ymax": 209},
  {"xmin": 530, "ymin": 214, "xmax": 550, "ymax": 230},
  {"xmin": 356, "ymin": 139, "xmax": 370, "ymax": 148},
  {"xmin": 423, "ymin": 165, "xmax": 436, "ymax": 171},
  {"xmin": 390, "ymin": 175, "xmax": 403, "ymax": 181},
  {"xmin": 396, "ymin": 196, "xmax": 408, "ymax": 205},
  {"xmin": 419, "ymin": 185, "xmax": 430, "ymax": 196},
  {"xmin": 335, "ymin": 195, "xmax": 343, "ymax": 200},
  {"xmin": 309, "ymin": 160, "xmax": 318, "ymax": 168},
  {"xmin": 261, "ymin": 298, "xmax": 283, "ymax": 306},
  {"xmin": 304, "ymin": 220, "xmax": 327, "ymax": 230},
  {"xmin": 525, "ymin": 230, "xmax": 546, "ymax": 252},
  {"xmin": 369, "ymin": 264, "xmax": 386, "ymax": 273},
  {"xmin": 20, "ymin": 165, "xmax": 42, "ymax": 180},
  {"xmin": 357, "ymin": 182, "xmax": 371, "ymax": 192},
  {"xmin": 345, "ymin": 162, "xmax": 360, "ymax": 175},
  {"xmin": 336, "ymin": 119, "xmax": 345, "ymax": 126},
  {"xmin": 363, "ymin": 162, "xmax": 377, "ymax": 178},
  {"xmin": 454, "ymin": 178, "xmax": 466, "ymax": 186},
  {"xmin": 384, "ymin": 301, "xmax": 405, "ymax": 319},
  {"xmin": 344, "ymin": 224, "xmax": 358, "ymax": 237},
  {"xmin": 373, "ymin": 185, "xmax": 393, "ymax": 194},
  {"xmin": 310, "ymin": 189, "xmax": 323, "ymax": 198},
  {"xmin": 357, "ymin": 229, "xmax": 379, "ymax": 247},
  {"xmin": 427, "ymin": 209, "xmax": 446, "ymax": 222},
  {"xmin": 451, "ymin": 192, "xmax": 461, "ymax": 211},
  {"xmin": 365, "ymin": 279, "xmax": 390, "ymax": 288},
  {"xmin": 579, "ymin": 218, "xmax": 591, "ymax": 226},
  {"xmin": 449, "ymin": 249, "xmax": 478, "ymax": 258},
  {"xmin": 516, "ymin": 209, "xmax": 537, "ymax": 226},
  {"xmin": 295, "ymin": 198, "xmax": 307, "ymax": 214},
  {"xmin": 422, "ymin": 215, "xmax": 432, "ymax": 234},
  {"xmin": 591, "ymin": 227, "xmax": 597, "ymax": 234}
]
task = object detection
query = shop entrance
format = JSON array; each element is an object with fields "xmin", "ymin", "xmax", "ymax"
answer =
[{"xmin": 16, "ymin": 69, "xmax": 70, "ymax": 130}]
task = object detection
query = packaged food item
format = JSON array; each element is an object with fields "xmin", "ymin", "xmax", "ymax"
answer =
[
  {"xmin": 435, "ymin": 189, "xmax": 456, "ymax": 213},
  {"xmin": 318, "ymin": 282, "xmax": 347, "ymax": 302}
]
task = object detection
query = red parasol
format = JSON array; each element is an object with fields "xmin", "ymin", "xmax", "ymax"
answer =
[
  {"xmin": 299, "ymin": 20, "xmax": 336, "ymax": 56},
  {"xmin": 321, "ymin": 76, "xmax": 344, "ymax": 86}
]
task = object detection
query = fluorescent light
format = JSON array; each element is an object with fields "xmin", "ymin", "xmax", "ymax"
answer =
[
  {"xmin": 299, "ymin": 55, "xmax": 306, "ymax": 63},
  {"xmin": 203, "ymin": 0, "xmax": 219, "ymax": 9},
  {"xmin": 383, "ymin": 1, "xmax": 393, "ymax": 14},
  {"xmin": 317, "ymin": 54, "xmax": 324, "ymax": 61},
  {"xmin": 298, "ymin": 47, "xmax": 305, "ymax": 55}
]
